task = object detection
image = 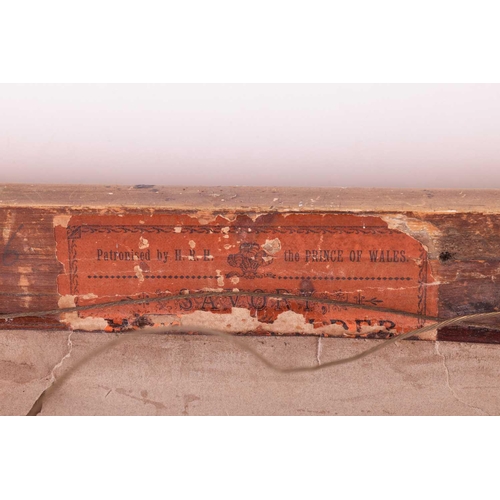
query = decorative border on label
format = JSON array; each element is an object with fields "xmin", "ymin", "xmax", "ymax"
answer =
[{"xmin": 66, "ymin": 224, "xmax": 428, "ymax": 321}]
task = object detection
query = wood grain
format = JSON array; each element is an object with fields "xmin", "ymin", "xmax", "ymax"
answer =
[{"xmin": 1, "ymin": 184, "xmax": 500, "ymax": 343}]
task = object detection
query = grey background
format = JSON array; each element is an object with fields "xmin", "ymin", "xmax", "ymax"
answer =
[{"xmin": 1, "ymin": 84, "xmax": 499, "ymax": 188}]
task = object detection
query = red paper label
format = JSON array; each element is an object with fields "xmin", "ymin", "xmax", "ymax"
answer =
[{"xmin": 55, "ymin": 213, "xmax": 437, "ymax": 336}]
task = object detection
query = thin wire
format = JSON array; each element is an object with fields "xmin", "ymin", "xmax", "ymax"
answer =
[
  {"xmin": 25, "ymin": 308, "xmax": 500, "ymax": 416},
  {"xmin": 0, "ymin": 290, "xmax": 443, "ymax": 321}
]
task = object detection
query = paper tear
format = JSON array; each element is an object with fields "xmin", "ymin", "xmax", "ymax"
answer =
[
  {"xmin": 53, "ymin": 215, "xmax": 71, "ymax": 228},
  {"xmin": 58, "ymin": 295, "xmax": 108, "ymax": 331}
]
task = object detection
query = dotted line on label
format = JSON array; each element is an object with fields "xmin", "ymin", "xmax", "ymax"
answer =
[
  {"xmin": 276, "ymin": 276, "xmax": 411, "ymax": 281},
  {"xmin": 87, "ymin": 275, "xmax": 217, "ymax": 280},
  {"xmin": 87, "ymin": 275, "xmax": 412, "ymax": 281}
]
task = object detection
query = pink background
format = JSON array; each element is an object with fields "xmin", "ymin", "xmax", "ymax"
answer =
[{"xmin": 1, "ymin": 84, "xmax": 499, "ymax": 188}]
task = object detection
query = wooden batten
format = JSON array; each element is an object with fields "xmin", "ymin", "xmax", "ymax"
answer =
[{"xmin": 1, "ymin": 184, "xmax": 500, "ymax": 343}]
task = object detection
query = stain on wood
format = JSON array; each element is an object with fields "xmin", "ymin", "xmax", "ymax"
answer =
[{"xmin": 437, "ymin": 325, "xmax": 500, "ymax": 344}]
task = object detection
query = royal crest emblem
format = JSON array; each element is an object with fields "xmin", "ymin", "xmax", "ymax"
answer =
[{"xmin": 227, "ymin": 242, "xmax": 273, "ymax": 278}]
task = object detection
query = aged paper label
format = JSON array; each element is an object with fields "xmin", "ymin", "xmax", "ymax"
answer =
[{"xmin": 55, "ymin": 213, "xmax": 437, "ymax": 336}]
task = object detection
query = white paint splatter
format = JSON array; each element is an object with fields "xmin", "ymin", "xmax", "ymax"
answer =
[
  {"xmin": 262, "ymin": 238, "xmax": 281, "ymax": 255},
  {"xmin": 216, "ymin": 269, "xmax": 224, "ymax": 287},
  {"xmin": 134, "ymin": 265, "xmax": 144, "ymax": 282},
  {"xmin": 139, "ymin": 236, "xmax": 149, "ymax": 249}
]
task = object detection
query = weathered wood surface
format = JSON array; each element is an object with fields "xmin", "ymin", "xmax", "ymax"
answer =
[{"xmin": 1, "ymin": 184, "xmax": 500, "ymax": 343}]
